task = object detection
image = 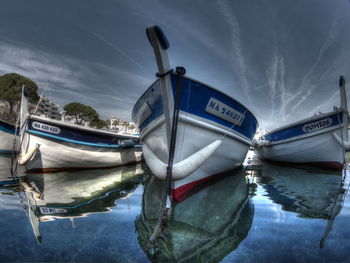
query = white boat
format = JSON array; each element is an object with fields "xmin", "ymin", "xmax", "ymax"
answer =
[
  {"xmin": 0, "ymin": 119, "xmax": 19, "ymax": 153},
  {"xmin": 132, "ymin": 26, "xmax": 258, "ymax": 200},
  {"xmin": 256, "ymin": 76, "xmax": 349, "ymax": 170},
  {"xmin": 19, "ymin": 90, "xmax": 143, "ymax": 172},
  {"xmin": 136, "ymin": 171, "xmax": 253, "ymax": 262}
]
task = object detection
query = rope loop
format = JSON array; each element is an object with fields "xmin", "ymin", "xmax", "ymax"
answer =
[{"xmin": 155, "ymin": 69, "xmax": 173, "ymax": 78}]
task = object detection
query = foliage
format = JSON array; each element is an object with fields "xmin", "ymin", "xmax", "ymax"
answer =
[
  {"xmin": 90, "ymin": 118, "xmax": 108, "ymax": 129},
  {"xmin": 63, "ymin": 102, "xmax": 99, "ymax": 125},
  {"xmin": 0, "ymin": 73, "xmax": 39, "ymax": 113}
]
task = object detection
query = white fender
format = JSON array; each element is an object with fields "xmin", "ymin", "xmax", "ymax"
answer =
[
  {"xmin": 143, "ymin": 139, "xmax": 222, "ymax": 180},
  {"xmin": 18, "ymin": 144, "xmax": 40, "ymax": 166}
]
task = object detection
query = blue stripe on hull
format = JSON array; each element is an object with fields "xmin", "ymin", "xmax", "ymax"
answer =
[
  {"xmin": 0, "ymin": 120, "xmax": 17, "ymax": 135},
  {"xmin": 28, "ymin": 119, "xmax": 140, "ymax": 147},
  {"xmin": 170, "ymin": 74, "xmax": 258, "ymax": 140},
  {"xmin": 27, "ymin": 129, "xmax": 142, "ymax": 149},
  {"xmin": 132, "ymin": 80, "xmax": 163, "ymax": 131},
  {"xmin": 132, "ymin": 75, "xmax": 258, "ymax": 140},
  {"xmin": 262, "ymin": 112, "xmax": 342, "ymax": 142}
]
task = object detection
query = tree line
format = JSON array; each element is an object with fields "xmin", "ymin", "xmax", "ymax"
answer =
[{"xmin": 0, "ymin": 73, "xmax": 108, "ymax": 129}]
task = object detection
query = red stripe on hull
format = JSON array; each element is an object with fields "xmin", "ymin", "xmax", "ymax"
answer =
[
  {"xmin": 26, "ymin": 160, "xmax": 143, "ymax": 174},
  {"xmin": 171, "ymin": 167, "xmax": 242, "ymax": 203}
]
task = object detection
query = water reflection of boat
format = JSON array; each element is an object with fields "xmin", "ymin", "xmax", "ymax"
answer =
[
  {"xmin": 21, "ymin": 164, "xmax": 144, "ymax": 242},
  {"xmin": 136, "ymin": 171, "xmax": 253, "ymax": 262},
  {"xmin": 0, "ymin": 153, "xmax": 23, "ymax": 187},
  {"xmin": 256, "ymin": 162, "xmax": 346, "ymax": 247}
]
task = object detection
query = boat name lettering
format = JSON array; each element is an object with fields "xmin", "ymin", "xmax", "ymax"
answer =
[
  {"xmin": 205, "ymin": 97, "xmax": 245, "ymax": 126},
  {"xmin": 39, "ymin": 207, "xmax": 67, "ymax": 214},
  {"xmin": 302, "ymin": 118, "xmax": 332, "ymax": 133},
  {"xmin": 32, "ymin": 121, "xmax": 61, "ymax": 134}
]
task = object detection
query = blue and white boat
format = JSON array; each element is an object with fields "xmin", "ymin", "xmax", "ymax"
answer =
[
  {"xmin": 0, "ymin": 119, "xmax": 19, "ymax": 153},
  {"xmin": 132, "ymin": 26, "xmax": 258, "ymax": 199},
  {"xmin": 256, "ymin": 76, "xmax": 349, "ymax": 170},
  {"xmin": 18, "ymin": 91, "xmax": 143, "ymax": 172}
]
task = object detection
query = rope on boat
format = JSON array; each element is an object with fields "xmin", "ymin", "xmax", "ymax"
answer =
[
  {"xmin": 336, "ymin": 109, "xmax": 346, "ymax": 171},
  {"xmin": 149, "ymin": 66, "xmax": 186, "ymax": 243}
]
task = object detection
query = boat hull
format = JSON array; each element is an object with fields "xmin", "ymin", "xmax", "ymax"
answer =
[
  {"xmin": 133, "ymin": 75, "xmax": 258, "ymax": 197},
  {"xmin": 142, "ymin": 114, "xmax": 250, "ymax": 198},
  {"xmin": 21, "ymin": 116, "xmax": 143, "ymax": 172},
  {"xmin": 0, "ymin": 120, "xmax": 19, "ymax": 153},
  {"xmin": 256, "ymin": 126, "xmax": 344, "ymax": 170}
]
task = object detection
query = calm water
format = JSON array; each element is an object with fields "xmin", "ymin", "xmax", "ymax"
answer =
[{"xmin": 0, "ymin": 152, "xmax": 349, "ymax": 263}]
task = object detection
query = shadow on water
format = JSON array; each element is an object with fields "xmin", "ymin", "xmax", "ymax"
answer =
[{"xmin": 135, "ymin": 168, "xmax": 256, "ymax": 263}]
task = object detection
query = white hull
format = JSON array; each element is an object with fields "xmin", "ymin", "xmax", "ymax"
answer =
[
  {"xmin": 23, "ymin": 132, "xmax": 143, "ymax": 172},
  {"xmin": 256, "ymin": 129, "xmax": 344, "ymax": 169},
  {"xmin": 0, "ymin": 130, "xmax": 19, "ymax": 153},
  {"xmin": 143, "ymin": 113, "xmax": 250, "ymax": 195}
]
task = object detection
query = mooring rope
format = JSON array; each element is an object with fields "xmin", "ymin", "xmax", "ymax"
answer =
[
  {"xmin": 336, "ymin": 109, "xmax": 346, "ymax": 171},
  {"xmin": 149, "ymin": 66, "xmax": 186, "ymax": 243}
]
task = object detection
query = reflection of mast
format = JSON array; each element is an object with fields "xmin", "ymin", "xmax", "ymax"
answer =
[{"xmin": 320, "ymin": 169, "xmax": 349, "ymax": 248}]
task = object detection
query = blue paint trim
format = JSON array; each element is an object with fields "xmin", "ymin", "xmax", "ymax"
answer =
[
  {"xmin": 262, "ymin": 112, "xmax": 342, "ymax": 142},
  {"xmin": 132, "ymin": 75, "xmax": 258, "ymax": 140},
  {"xmin": 132, "ymin": 80, "xmax": 164, "ymax": 130},
  {"xmin": 170, "ymin": 74, "xmax": 258, "ymax": 140},
  {"xmin": 27, "ymin": 129, "xmax": 122, "ymax": 148},
  {"xmin": 28, "ymin": 118, "xmax": 140, "ymax": 147},
  {"xmin": 0, "ymin": 149, "xmax": 14, "ymax": 154},
  {"xmin": 0, "ymin": 120, "xmax": 17, "ymax": 135}
]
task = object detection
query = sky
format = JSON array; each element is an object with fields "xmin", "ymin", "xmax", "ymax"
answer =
[{"xmin": 0, "ymin": 0, "xmax": 350, "ymax": 129}]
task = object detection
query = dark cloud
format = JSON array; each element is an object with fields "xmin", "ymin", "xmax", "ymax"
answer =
[{"xmin": 0, "ymin": 0, "xmax": 349, "ymax": 128}]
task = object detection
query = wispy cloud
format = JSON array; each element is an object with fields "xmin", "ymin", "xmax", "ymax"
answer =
[
  {"xmin": 91, "ymin": 31, "xmax": 144, "ymax": 70},
  {"xmin": 215, "ymin": 0, "xmax": 252, "ymax": 108}
]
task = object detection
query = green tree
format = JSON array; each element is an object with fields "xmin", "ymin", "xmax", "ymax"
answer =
[
  {"xmin": 63, "ymin": 102, "xmax": 99, "ymax": 125},
  {"xmin": 90, "ymin": 118, "xmax": 108, "ymax": 129},
  {"xmin": 0, "ymin": 73, "xmax": 39, "ymax": 114}
]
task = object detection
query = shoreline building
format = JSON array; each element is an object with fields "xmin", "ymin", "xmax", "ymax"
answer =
[{"xmin": 35, "ymin": 95, "xmax": 61, "ymax": 120}]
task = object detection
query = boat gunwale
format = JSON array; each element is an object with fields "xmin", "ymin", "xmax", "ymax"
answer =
[
  {"xmin": 260, "ymin": 124, "xmax": 342, "ymax": 146},
  {"xmin": 132, "ymin": 74, "xmax": 258, "ymax": 126},
  {"xmin": 260, "ymin": 109, "xmax": 342, "ymax": 139},
  {"xmin": 28, "ymin": 115, "xmax": 139, "ymax": 140}
]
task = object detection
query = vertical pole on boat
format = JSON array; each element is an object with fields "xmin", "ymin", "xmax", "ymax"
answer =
[
  {"xmin": 146, "ymin": 26, "xmax": 173, "ymax": 151},
  {"xmin": 339, "ymin": 76, "xmax": 349, "ymax": 143},
  {"xmin": 19, "ymin": 85, "xmax": 29, "ymax": 154}
]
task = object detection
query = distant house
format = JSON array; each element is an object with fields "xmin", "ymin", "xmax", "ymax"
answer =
[
  {"xmin": 35, "ymin": 95, "xmax": 61, "ymax": 120},
  {"xmin": 108, "ymin": 117, "xmax": 139, "ymax": 134}
]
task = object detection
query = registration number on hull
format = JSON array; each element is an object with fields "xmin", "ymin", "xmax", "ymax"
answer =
[
  {"xmin": 205, "ymin": 97, "xmax": 245, "ymax": 126},
  {"xmin": 32, "ymin": 121, "xmax": 61, "ymax": 134}
]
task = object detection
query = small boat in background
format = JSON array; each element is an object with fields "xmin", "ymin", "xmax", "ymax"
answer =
[
  {"xmin": 132, "ymin": 26, "xmax": 258, "ymax": 199},
  {"xmin": 0, "ymin": 119, "xmax": 19, "ymax": 153},
  {"xmin": 18, "ymin": 89, "xmax": 143, "ymax": 172},
  {"xmin": 255, "ymin": 76, "xmax": 349, "ymax": 170}
]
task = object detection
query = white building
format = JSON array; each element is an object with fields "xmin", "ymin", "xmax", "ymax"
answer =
[{"xmin": 35, "ymin": 95, "xmax": 61, "ymax": 120}]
